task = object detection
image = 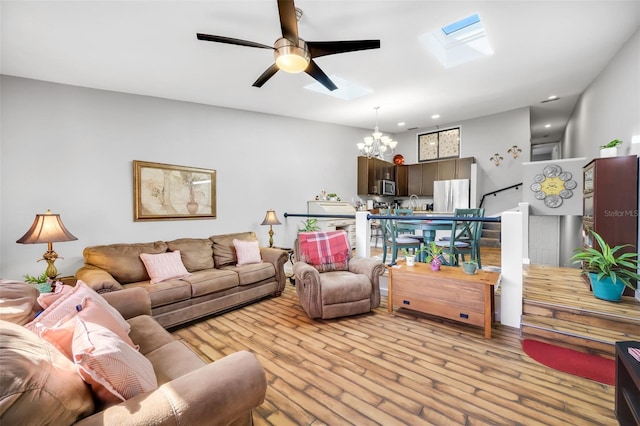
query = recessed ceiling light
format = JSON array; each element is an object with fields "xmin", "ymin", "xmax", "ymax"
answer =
[
  {"xmin": 548, "ymin": 95, "xmax": 558, "ymax": 100},
  {"xmin": 544, "ymin": 124, "xmax": 551, "ymax": 128},
  {"xmin": 432, "ymin": 114, "xmax": 440, "ymax": 119},
  {"xmin": 397, "ymin": 122, "xmax": 405, "ymax": 126}
]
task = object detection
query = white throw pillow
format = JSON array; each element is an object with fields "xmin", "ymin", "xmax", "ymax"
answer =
[
  {"xmin": 233, "ymin": 239, "xmax": 262, "ymax": 265},
  {"xmin": 139, "ymin": 250, "xmax": 191, "ymax": 284}
]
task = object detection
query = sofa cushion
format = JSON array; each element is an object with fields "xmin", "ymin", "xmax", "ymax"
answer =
[
  {"xmin": 73, "ymin": 318, "xmax": 158, "ymax": 406},
  {"xmin": 166, "ymin": 238, "xmax": 214, "ymax": 272},
  {"xmin": 320, "ymin": 271, "xmax": 372, "ymax": 305},
  {"xmin": 210, "ymin": 232, "xmax": 257, "ymax": 268},
  {"xmin": 224, "ymin": 263, "xmax": 276, "ymax": 286},
  {"xmin": 83, "ymin": 241, "xmax": 168, "ymax": 284},
  {"xmin": 140, "ymin": 251, "xmax": 191, "ymax": 284},
  {"xmin": 180, "ymin": 269, "xmax": 239, "ymax": 297},
  {"xmin": 0, "ymin": 280, "xmax": 41, "ymax": 325},
  {"xmin": 0, "ymin": 320, "xmax": 95, "ymax": 424},
  {"xmin": 126, "ymin": 279, "xmax": 191, "ymax": 309}
]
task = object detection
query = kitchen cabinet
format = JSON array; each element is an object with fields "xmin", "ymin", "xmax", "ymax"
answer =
[
  {"xmin": 396, "ymin": 165, "xmax": 408, "ymax": 197},
  {"xmin": 405, "ymin": 157, "xmax": 474, "ymax": 196},
  {"xmin": 357, "ymin": 156, "xmax": 395, "ymax": 195},
  {"xmin": 582, "ymin": 155, "xmax": 638, "ymax": 294}
]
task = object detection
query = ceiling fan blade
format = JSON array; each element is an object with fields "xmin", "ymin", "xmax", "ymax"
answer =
[
  {"xmin": 277, "ymin": 0, "xmax": 299, "ymax": 43},
  {"xmin": 307, "ymin": 40, "xmax": 381, "ymax": 58},
  {"xmin": 197, "ymin": 33, "xmax": 273, "ymax": 50},
  {"xmin": 252, "ymin": 64, "xmax": 280, "ymax": 88},
  {"xmin": 305, "ymin": 60, "xmax": 338, "ymax": 91}
]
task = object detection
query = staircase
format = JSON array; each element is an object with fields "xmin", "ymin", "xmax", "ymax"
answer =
[
  {"xmin": 520, "ymin": 265, "xmax": 640, "ymax": 359},
  {"xmin": 480, "ymin": 219, "xmax": 501, "ymax": 247}
]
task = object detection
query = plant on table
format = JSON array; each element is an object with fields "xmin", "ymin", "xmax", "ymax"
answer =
[
  {"xmin": 424, "ymin": 241, "xmax": 445, "ymax": 271},
  {"xmin": 24, "ymin": 272, "xmax": 54, "ymax": 293},
  {"xmin": 569, "ymin": 230, "xmax": 640, "ymax": 301}
]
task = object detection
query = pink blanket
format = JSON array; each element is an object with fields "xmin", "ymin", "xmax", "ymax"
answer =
[{"xmin": 298, "ymin": 231, "xmax": 350, "ymax": 271}]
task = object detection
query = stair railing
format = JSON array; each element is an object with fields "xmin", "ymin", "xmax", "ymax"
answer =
[{"xmin": 479, "ymin": 182, "xmax": 523, "ymax": 209}]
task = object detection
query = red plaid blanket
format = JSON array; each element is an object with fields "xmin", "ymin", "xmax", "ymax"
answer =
[{"xmin": 298, "ymin": 231, "xmax": 350, "ymax": 270}]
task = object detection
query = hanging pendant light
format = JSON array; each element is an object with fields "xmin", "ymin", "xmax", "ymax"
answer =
[{"xmin": 357, "ymin": 107, "xmax": 398, "ymax": 160}]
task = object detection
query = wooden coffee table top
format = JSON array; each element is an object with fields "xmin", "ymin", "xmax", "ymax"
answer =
[{"xmin": 389, "ymin": 261, "xmax": 500, "ymax": 286}]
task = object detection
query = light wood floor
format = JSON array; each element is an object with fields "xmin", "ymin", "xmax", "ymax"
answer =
[{"xmin": 172, "ymin": 247, "xmax": 618, "ymax": 425}]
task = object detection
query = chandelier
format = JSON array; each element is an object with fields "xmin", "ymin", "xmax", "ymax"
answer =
[{"xmin": 357, "ymin": 107, "xmax": 398, "ymax": 160}]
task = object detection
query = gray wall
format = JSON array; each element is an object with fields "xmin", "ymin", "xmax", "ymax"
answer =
[
  {"xmin": 393, "ymin": 107, "xmax": 531, "ymax": 215},
  {"xmin": 0, "ymin": 76, "xmax": 367, "ymax": 279}
]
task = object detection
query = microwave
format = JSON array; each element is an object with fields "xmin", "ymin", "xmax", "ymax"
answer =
[{"xmin": 378, "ymin": 179, "xmax": 396, "ymax": 196}]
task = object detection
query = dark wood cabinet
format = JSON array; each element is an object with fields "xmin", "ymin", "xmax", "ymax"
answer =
[
  {"xmin": 582, "ymin": 156, "xmax": 638, "ymax": 293},
  {"xmin": 357, "ymin": 156, "xmax": 395, "ymax": 195},
  {"xmin": 437, "ymin": 159, "xmax": 456, "ymax": 180},
  {"xmin": 396, "ymin": 165, "xmax": 408, "ymax": 197},
  {"xmin": 405, "ymin": 157, "xmax": 474, "ymax": 196},
  {"xmin": 421, "ymin": 162, "xmax": 438, "ymax": 196},
  {"xmin": 615, "ymin": 341, "xmax": 640, "ymax": 425},
  {"xmin": 456, "ymin": 157, "xmax": 474, "ymax": 180}
]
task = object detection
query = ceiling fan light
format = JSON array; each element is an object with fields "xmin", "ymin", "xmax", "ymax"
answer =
[{"xmin": 274, "ymin": 38, "xmax": 310, "ymax": 73}]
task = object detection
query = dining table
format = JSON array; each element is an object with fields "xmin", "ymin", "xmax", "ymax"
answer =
[{"xmin": 396, "ymin": 218, "xmax": 454, "ymax": 244}]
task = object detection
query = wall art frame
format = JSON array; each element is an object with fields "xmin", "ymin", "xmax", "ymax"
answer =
[{"xmin": 133, "ymin": 160, "xmax": 216, "ymax": 221}]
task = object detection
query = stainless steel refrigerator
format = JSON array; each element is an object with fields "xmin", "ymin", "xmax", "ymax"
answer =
[{"xmin": 433, "ymin": 179, "xmax": 470, "ymax": 213}]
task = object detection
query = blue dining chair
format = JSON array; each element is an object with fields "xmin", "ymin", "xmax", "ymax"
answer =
[
  {"xmin": 435, "ymin": 208, "xmax": 484, "ymax": 267},
  {"xmin": 380, "ymin": 209, "xmax": 422, "ymax": 264}
]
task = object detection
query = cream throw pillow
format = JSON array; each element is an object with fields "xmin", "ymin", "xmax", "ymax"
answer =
[
  {"xmin": 139, "ymin": 250, "xmax": 191, "ymax": 284},
  {"xmin": 233, "ymin": 239, "xmax": 262, "ymax": 265}
]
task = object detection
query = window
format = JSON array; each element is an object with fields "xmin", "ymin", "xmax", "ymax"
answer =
[{"xmin": 418, "ymin": 127, "xmax": 460, "ymax": 162}]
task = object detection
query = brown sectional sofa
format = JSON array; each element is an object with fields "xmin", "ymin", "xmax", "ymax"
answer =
[
  {"xmin": 0, "ymin": 281, "xmax": 267, "ymax": 425},
  {"xmin": 76, "ymin": 232, "xmax": 288, "ymax": 328}
]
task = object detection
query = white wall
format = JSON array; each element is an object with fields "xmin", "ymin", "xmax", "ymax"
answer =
[
  {"xmin": 561, "ymin": 28, "xmax": 640, "ymax": 266},
  {"xmin": 0, "ymin": 76, "xmax": 368, "ymax": 279},
  {"xmin": 393, "ymin": 107, "xmax": 531, "ymax": 215},
  {"xmin": 563, "ymin": 29, "xmax": 640, "ymax": 159}
]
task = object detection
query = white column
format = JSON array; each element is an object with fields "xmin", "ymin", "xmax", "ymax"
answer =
[
  {"xmin": 499, "ymin": 211, "xmax": 523, "ymax": 328},
  {"xmin": 518, "ymin": 202, "xmax": 530, "ymax": 264},
  {"xmin": 355, "ymin": 211, "xmax": 371, "ymax": 259}
]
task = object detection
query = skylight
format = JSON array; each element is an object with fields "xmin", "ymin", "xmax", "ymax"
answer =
[
  {"xmin": 441, "ymin": 13, "xmax": 480, "ymax": 35},
  {"xmin": 419, "ymin": 13, "xmax": 493, "ymax": 68},
  {"xmin": 303, "ymin": 75, "xmax": 373, "ymax": 100}
]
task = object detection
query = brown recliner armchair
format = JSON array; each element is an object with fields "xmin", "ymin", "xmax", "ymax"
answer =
[{"xmin": 293, "ymin": 231, "xmax": 385, "ymax": 319}]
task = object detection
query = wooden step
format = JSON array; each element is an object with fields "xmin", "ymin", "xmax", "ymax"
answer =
[
  {"xmin": 522, "ymin": 264, "xmax": 640, "ymax": 359},
  {"xmin": 521, "ymin": 312, "xmax": 639, "ymax": 359}
]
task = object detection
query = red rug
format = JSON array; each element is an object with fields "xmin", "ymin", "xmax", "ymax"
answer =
[{"xmin": 522, "ymin": 339, "xmax": 615, "ymax": 385}]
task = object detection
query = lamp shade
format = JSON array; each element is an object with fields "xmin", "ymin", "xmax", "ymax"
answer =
[
  {"xmin": 261, "ymin": 210, "xmax": 281, "ymax": 226},
  {"xmin": 16, "ymin": 210, "xmax": 77, "ymax": 244}
]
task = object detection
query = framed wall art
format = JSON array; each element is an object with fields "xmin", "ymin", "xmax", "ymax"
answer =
[{"xmin": 133, "ymin": 160, "xmax": 216, "ymax": 221}]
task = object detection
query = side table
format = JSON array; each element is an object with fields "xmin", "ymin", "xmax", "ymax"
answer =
[
  {"xmin": 615, "ymin": 341, "xmax": 640, "ymax": 425},
  {"xmin": 273, "ymin": 247, "xmax": 295, "ymax": 285}
]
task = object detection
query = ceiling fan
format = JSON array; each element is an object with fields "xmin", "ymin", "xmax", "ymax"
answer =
[{"xmin": 196, "ymin": 0, "xmax": 380, "ymax": 91}]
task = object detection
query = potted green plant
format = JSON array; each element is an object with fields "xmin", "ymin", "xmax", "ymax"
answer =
[
  {"xmin": 599, "ymin": 139, "xmax": 622, "ymax": 158},
  {"xmin": 569, "ymin": 230, "xmax": 640, "ymax": 301},
  {"xmin": 400, "ymin": 248, "xmax": 417, "ymax": 266},
  {"xmin": 461, "ymin": 260, "xmax": 478, "ymax": 274},
  {"xmin": 298, "ymin": 218, "xmax": 320, "ymax": 232},
  {"xmin": 24, "ymin": 272, "xmax": 53, "ymax": 293},
  {"xmin": 424, "ymin": 241, "xmax": 445, "ymax": 271}
]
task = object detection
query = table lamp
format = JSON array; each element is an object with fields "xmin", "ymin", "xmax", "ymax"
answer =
[
  {"xmin": 260, "ymin": 210, "xmax": 281, "ymax": 248},
  {"xmin": 16, "ymin": 209, "xmax": 77, "ymax": 279}
]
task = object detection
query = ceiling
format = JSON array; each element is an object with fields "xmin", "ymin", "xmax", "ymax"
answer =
[{"xmin": 2, "ymin": 1, "xmax": 639, "ymax": 143}]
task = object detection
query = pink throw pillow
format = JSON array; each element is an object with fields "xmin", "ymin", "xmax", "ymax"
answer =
[
  {"xmin": 37, "ymin": 282, "xmax": 73, "ymax": 309},
  {"xmin": 25, "ymin": 280, "xmax": 130, "ymax": 336},
  {"xmin": 72, "ymin": 318, "xmax": 157, "ymax": 406},
  {"xmin": 233, "ymin": 239, "xmax": 262, "ymax": 265},
  {"xmin": 40, "ymin": 297, "xmax": 138, "ymax": 359},
  {"xmin": 139, "ymin": 250, "xmax": 191, "ymax": 284}
]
